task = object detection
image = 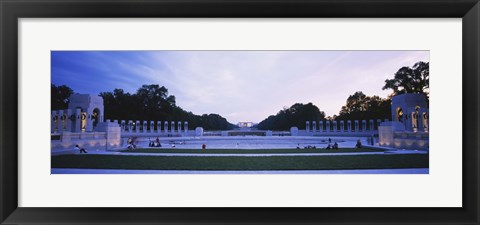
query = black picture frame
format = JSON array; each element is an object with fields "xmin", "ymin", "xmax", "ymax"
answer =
[{"xmin": 1, "ymin": 0, "xmax": 479, "ymax": 224}]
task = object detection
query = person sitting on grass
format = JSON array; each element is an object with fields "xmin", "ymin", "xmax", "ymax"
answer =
[
  {"xmin": 356, "ymin": 140, "xmax": 362, "ymax": 148},
  {"xmin": 325, "ymin": 143, "xmax": 332, "ymax": 150},
  {"xmin": 126, "ymin": 138, "xmax": 136, "ymax": 150},
  {"xmin": 74, "ymin": 144, "xmax": 88, "ymax": 153},
  {"xmin": 154, "ymin": 137, "xmax": 161, "ymax": 147},
  {"xmin": 333, "ymin": 142, "xmax": 339, "ymax": 149}
]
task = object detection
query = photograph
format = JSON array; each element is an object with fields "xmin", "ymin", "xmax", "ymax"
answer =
[{"xmin": 50, "ymin": 50, "xmax": 430, "ymax": 174}]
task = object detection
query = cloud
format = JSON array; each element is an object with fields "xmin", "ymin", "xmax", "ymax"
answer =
[{"xmin": 52, "ymin": 50, "xmax": 429, "ymax": 124}]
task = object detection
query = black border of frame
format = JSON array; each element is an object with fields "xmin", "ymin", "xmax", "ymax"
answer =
[{"xmin": 1, "ymin": 0, "xmax": 479, "ymax": 224}]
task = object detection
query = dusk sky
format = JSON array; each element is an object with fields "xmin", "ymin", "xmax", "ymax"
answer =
[{"xmin": 51, "ymin": 51, "xmax": 429, "ymax": 124}]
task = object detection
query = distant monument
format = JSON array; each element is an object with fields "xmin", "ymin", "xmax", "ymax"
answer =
[{"xmin": 238, "ymin": 122, "xmax": 254, "ymax": 128}]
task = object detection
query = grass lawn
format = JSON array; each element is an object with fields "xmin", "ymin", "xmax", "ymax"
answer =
[
  {"xmin": 51, "ymin": 154, "xmax": 428, "ymax": 171},
  {"xmin": 120, "ymin": 148, "xmax": 383, "ymax": 154}
]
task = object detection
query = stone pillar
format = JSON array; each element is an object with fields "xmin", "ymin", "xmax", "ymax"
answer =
[
  {"xmin": 86, "ymin": 113, "xmax": 94, "ymax": 132},
  {"xmin": 51, "ymin": 111, "xmax": 58, "ymax": 133},
  {"xmin": 377, "ymin": 119, "xmax": 382, "ymax": 130},
  {"xmin": 136, "ymin": 120, "xmax": 140, "ymax": 133},
  {"xmin": 326, "ymin": 120, "xmax": 330, "ymax": 132},
  {"xmin": 362, "ymin": 120, "xmax": 366, "ymax": 131},
  {"xmin": 369, "ymin": 120, "xmax": 374, "ymax": 131},
  {"xmin": 128, "ymin": 120, "xmax": 133, "ymax": 132},
  {"xmin": 66, "ymin": 109, "xmax": 73, "ymax": 132},
  {"xmin": 305, "ymin": 121, "xmax": 310, "ymax": 133},
  {"xmin": 164, "ymin": 121, "xmax": 169, "ymax": 134},
  {"xmin": 354, "ymin": 120, "xmax": 359, "ymax": 132},
  {"xmin": 142, "ymin": 121, "xmax": 147, "ymax": 132},
  {"xmin": 347, "ymin": 120, "xmax": 352, "ymax": 132},
  {"xmin": 150, "ymin": 121, "xmax": 154, "ymax": 133},
  {"xmin": 74, "ymin": 109, "xmax": 82, "ymax": 133},
  {"xmin": 58, "ymin": 111, "xmax": 66, "ymax": 131},
  {"xmin": 157, "ymin": 121, "xmax": 162, "ymax": 133},
  {"xmin": 333, "ymin": 121, "xmax": 337, "ymax": 132},
  {"xmin": 290, "ymin": 127, "xmax": 299, "ymax": 136},
  {"xmin": 195, "ymin": 127, "xmax": 204, "ymax": 136},
  {"xmin": 178, "ymin": 121, "xmax": 182, "ymax": 133},
  {"xmin": 319, "ymin": 121, "xmax": 324, "ymax": 132},
  {"xmin": 312, "ymin": 121, "xmax": 317, "ymax": 132},
  {"xmin": 340, "ymin": 120, "xmax": 344, "ymax": 132},
  {"xmin": 120, "ymin": 120, "xmax": 126, "ymax": 131},
  {"xmin": 422, "ymin": 112, "xmax": 429, "ymax": 132},
  {"xmin": 171, "ymin": 121, "xmax": 176, "ymax": 133},
  {"xmin": 184, "ymin": 121, "xmax": 188, "ymax": 134}
]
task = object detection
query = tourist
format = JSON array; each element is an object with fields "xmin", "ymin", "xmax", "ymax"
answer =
[
  {"xmin": 127, "ymin": 137, "xmax": 136, "ymax": 150},
  {"xmin": 148, "ymin": 138, "xmax": 153, "ymax": 147},
  {"xmin": 296, "ymin": 144, "xmax": 301, "ymax": 149},
  {"xmin": 356, "ymin": 140, "xmax": 362, "ymax": 148},
  {"xmin": 202, "ymin": 144, "xmax": 206, "ymax": 150},
  {"xmin": 326, "ymin": 143, "xmax": 331, "ymax": 150},
  {"xmin": 75, "ymin": 144, "xmax": 87, "ymax": 153},
  {"xmin": 328, "ymin": 138, "xmax": 332, "ymax": 143},
  {"xmin": 171, "ymin": 143, "xmax": 176, "ymax": 148},
  {"xmin": 154, "ymin": 137, "xmax": 161, "ymax": 147},
  {"xmin": 333, "ymin": 142, "xmax": 338, "ymax": 149}
]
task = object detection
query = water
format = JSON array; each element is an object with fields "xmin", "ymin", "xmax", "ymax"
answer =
[{"xmin": 122, "ymin": 136, "xmax": 370, "ymax": 150}]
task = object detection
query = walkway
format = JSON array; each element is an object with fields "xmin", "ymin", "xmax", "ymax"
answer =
[
  {"xmin": 51, "ymin": 168, "xmax": 429, "ymax": 174},
  {"xmin": 73, "ymin": 149, "xmax": 428, "ymax": 157}
]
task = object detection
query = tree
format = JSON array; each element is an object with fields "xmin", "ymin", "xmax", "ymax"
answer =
[
  {"xmin": 382, "ymin": 61, "xmax": 429, "ymax": 96},
  {"xmin": 257, "ymin": 103, "xmax": 326, "ymax": 130},
  {"xmin": 51, "ymin": 84, "xmax": 74, "ymax": 110},
  {"xmin": 98, "ymin": 84, "xmax": 236, "ymax": 130},
  {"xmin": 336, "ymin": 91, "xmax": 391, "ymax": 121}
]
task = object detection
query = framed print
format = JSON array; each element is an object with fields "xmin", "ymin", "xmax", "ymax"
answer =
[{"xmin": 1, "ymin": 0, "xmax": 479, "ymax": 224}]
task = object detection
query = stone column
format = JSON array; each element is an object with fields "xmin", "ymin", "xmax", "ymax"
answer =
[
  {"xmin": 333, "ymin": 121, "xmax": 337, "ymax": 132},
  {"xmin": 171, "ymin": 121, "xmax": 176, "ymax": 133},
  {"xmin": 354, "ymin": 120, "xmax": 359, "ymax": 132},
  {"xmin": 340, "ymin": 120, "xmax": 344, "ymax": 132},
  {"xmin": 86, "ymin": 113, "xmax": 94, "ymax": 132},
  {"xmin": 306, "ymin": 121, "xmax": 310, "ymax": 133},
  {"xmin": 184, "ymin": 121, "xmax": 188, "ymax": 135},
  {"xmin": 369, "ymin": 120, "xmax": 374, "ymax": 131},
  {"xmin": 312, "ymin": 121, "xmax": 317, "ymax": 132},
  {"xmin": 136, "ymin": 120, "xmax": 140, "ymax": 133},
  {"xmin": 319, "ymin": 121, "xmax": 324, "ymax": 132},
  {"xmin": 195, "ymin": 127, "xmax": 204, "ymax": 136},
  {"xmin": 128, "ymin": 120, "xmax": 133, "ymax": 132},
  {"xmin": 290, "ymin": 127, "xmax": 299, "ymax": 136},
  {"xmin": 66, "ymin": 109, "xmax": 73, "ymax": 132},
  {"xmin": 422, "ymin": 112, "xmax": 429, "ymax": 132},
  {"xmin": 51, "ymin": 111, "xmax": 58, "ymax": 133},
  {"xmin": 74, "ymin": 109, "xmax": 82, "ymax": 133},
  {"xmin": 362, "ymin": 120, "xmax": 366, "ymax": 132},
  {"xmin": 150, "ymin": 121, "xmax": 154, "ymax": 133},
  {"xmin": 143, "ymin": 121, "xmax": 147, "ymax": 132},
  {"xmin": 178, "ymin": 121, "xmax": 182, "ymax": 133},
  {"xmin": 326, "ymin": 120, "xmax": 330, "ymax": 132},
  {"xmin": 120, "ymin": 120, "xmax": 126, "ymax": 131},
  {"xmin": 157, "ymin": 121, "xmax": 162, "ymax": 133},
  {"xmin": 347, "ymin": 120, "xmax": 352, "ymax": 132},
  {"xmin": 377, "ymin": 119, "xmax": 382, "ymax": 130},
  {"xmin": 164, "ymin": 121, "xmax": 169, "ymax": 134}
]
